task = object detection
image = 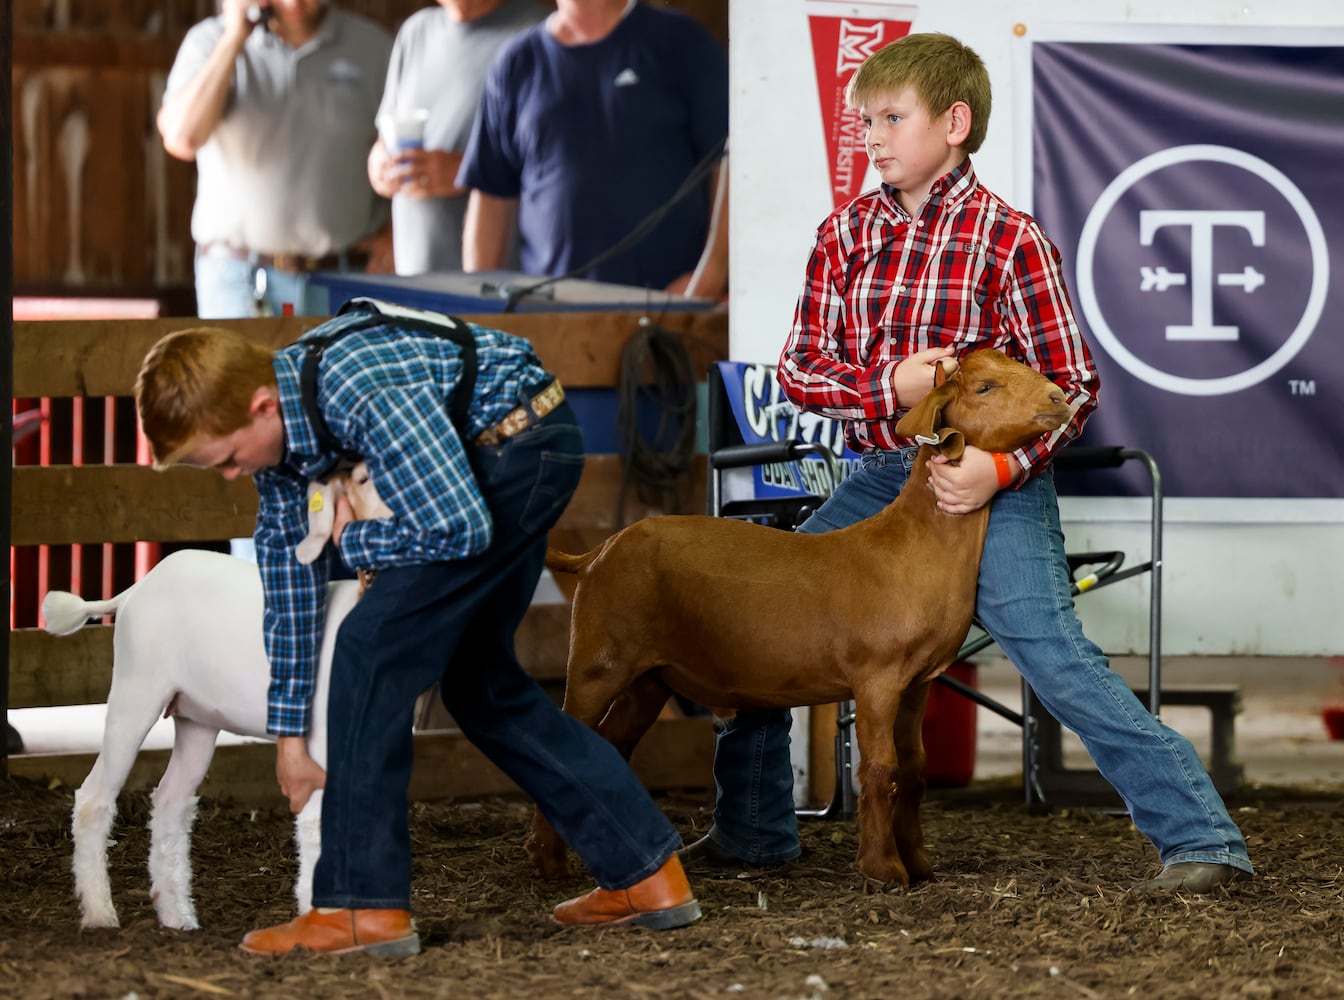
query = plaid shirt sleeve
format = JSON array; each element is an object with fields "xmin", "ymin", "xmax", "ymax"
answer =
[
  {"xmin": 997, "ymin": 219, "xmax": 1099, "ymax": 480},
  {"xmin": 778, "ymin": 216, "xmax": 903, "ymax": 423},
  {"xmin": 335, "ymin": 383, "xmax": 493, "ymax": 570},
  {"xmin": 254, "ymin": 467, "xmax": 329, "ymax": 738}
]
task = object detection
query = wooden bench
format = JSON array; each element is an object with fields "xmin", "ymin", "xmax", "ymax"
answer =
[{"xmin": 1024, "ymin": 682, "xmax": 1244, "ymax": 806}]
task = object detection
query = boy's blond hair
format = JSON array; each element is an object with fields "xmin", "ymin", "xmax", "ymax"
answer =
[
  {"xmin": 135, "ymin": 327, "xmax": 278, "ymax": 467},
  {"xmin": 845, "ymin": 32, "xmax": 991, "ymax": 154}
]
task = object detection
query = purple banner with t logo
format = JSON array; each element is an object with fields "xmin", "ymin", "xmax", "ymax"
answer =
[{"xmin": 1029, "ymin": 39, "xmax": 1344, "ymax": 498}]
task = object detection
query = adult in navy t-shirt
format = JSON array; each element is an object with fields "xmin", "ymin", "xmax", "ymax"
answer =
[{"xmin": 457, "ymin": 1, "xmax": 728, "ymax": 295}]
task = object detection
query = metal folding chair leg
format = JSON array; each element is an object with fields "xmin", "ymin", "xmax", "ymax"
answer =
[{"xmin": 796, "ymin": 700, "xmax": 857, "ymax": 820}]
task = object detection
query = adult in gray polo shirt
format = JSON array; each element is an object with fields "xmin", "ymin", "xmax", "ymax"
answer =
[
  {"xmin": 159, "ymin": 0, "xmax": 392, "ymax": 319},
  {"xmin": 367, "ymin": 0, "xmax": 545, "ymax": 275}
]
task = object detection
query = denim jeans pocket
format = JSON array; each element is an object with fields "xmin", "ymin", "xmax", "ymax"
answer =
[
  {"xmin": 478, "ymin": 418, "xmax": 584, "ymax": 536},
  {"xmin": 519, "ymin": 445, "xmax": 585, "ymax": 535}
]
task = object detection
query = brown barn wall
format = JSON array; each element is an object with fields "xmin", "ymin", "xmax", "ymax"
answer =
[{"xmin": 11, "ymin": 1, "xmax": 727, "ymax": 299}]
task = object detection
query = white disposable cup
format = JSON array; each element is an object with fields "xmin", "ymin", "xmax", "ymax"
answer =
[{"xmin": 377, "ymin": 109, "xmax": 430, "ymax": 153}]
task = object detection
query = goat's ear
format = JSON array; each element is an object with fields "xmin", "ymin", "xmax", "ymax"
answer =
[
  {"xmin": 895, "ymin": 380, "xmax": 965, "ymax": 460},
  {"xmin": 295, "ymin": 481, "xmax": 335, "ymax": 565},
  {"xmin": 934, "ymin": 357, "xmax": 956, "ymax": 387},
  {"xmin": 895, "ymin": 380, "xmax": 955, "ymax": 442},
  {"xmin": 934, "ymin": 429, "xmax": 966, "ymax": 462}
]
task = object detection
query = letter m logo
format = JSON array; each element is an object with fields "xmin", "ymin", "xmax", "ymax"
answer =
[{"xmin": 836, "ymin": 20, "xmax": 885, "ymax": 73}]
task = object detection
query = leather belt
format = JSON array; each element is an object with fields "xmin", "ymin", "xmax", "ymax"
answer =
[
  {"xmin": 198, "ymin": 242, "xmax": 369, "ymax": 274},
  {"xmin": 475, "ymin": 380, "xmax": 566, "ymax": 446}
]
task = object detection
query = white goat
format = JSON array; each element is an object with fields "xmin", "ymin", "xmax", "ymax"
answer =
[{"xmin": 47, "ymin": 465, "xmax": 389, "ymax": 930}]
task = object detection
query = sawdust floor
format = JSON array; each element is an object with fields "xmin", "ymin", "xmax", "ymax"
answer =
[{"xmin": 4, "ymin": 775, "xmax": 1343, "ymax": 999}]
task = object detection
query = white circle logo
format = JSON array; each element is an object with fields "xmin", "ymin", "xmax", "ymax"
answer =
[{"xmin": 1075, "ymin": 144, "xmax": 1327, "ymax": 396}]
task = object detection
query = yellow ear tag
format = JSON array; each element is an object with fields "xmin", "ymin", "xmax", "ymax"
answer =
[{"xmin": 309, "ymin": 492, "xmax": 325, "ymax": 514}]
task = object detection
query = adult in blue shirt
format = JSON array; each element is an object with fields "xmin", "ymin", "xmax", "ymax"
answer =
[
  {"xmin": 458, "ymin": 0, "xmax": 729, "ymax": 298},
  {"xmin": 134, "ymin": 301, "xmax": 701, "ymax": 955}
]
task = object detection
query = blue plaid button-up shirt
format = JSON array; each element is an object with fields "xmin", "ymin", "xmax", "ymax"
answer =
[{"xmin": 255, "ymin": 307, "xmax": 552, "ymax": 736}]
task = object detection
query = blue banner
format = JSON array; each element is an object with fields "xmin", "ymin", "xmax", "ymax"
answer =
[
  {"xmin": 1030, "ymin": 41, "xmax": 1344, "ymax": 498},
  {"xmin": 713, "ymin": 361, "xmax": 860, "ymax": 503}
]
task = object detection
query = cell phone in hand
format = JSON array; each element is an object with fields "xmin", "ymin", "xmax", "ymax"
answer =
[{"xmin": 245, "ymin": 4, "xmax": 274, "ymax": 30}]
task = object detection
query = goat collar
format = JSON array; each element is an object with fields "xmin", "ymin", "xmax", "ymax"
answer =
[{"xmin": 913, "ymin": 428, "xmax": 966, "ymax": 461}]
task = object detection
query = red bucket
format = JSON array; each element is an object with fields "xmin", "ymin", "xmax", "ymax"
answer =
[
  {"xmin": 922, "ymin": 660, "xmax": 979, "ymax": 787},
  {"xmin": 1322, "ymin": 705, "xmax": 1344, "ymax": 741}
]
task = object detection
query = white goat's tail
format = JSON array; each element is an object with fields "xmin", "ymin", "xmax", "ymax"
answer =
[{"xmin": 41, "ymin": 589, "xmax": 131, "ymax": 636}]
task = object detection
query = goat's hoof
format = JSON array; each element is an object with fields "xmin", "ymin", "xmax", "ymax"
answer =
[
  {"xmin": 79, "ymin": 913, "xmax": 121, "ymax": 930},
  {"xmin": 531, "ymin": 854, "xmax": 570, "ymax": 881},
  {"xmin": 862, "ymin": 874, "xmax": 910, "ymax": 893},
  {"xmin": 524, "ymin": 836, "xmax": 570, "ymax": 881},
  {"xmin": 902, "ymin": 853, "xmax": 934, "ymax": 884},
  {"xmin": 858, "ymin": 861, "xmax": 911, "ymax": 890}
]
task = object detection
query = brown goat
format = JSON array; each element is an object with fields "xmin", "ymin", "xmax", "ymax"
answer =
[{"xmin": 527, "ymin": 349, "xmax": 1072, "ymax": 887}]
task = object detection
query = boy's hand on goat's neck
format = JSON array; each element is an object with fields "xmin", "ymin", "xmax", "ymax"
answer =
[
  {"xmin": 928, "ymin": 445, "xmax": 1006, "ymax": 514},
  {"xmin": 276, "ymin": 736, "xmax": 326, "ymax": 814},
  {"xmin": 894, "ymin": 346, "xmax": 957, "ymax": 409}
]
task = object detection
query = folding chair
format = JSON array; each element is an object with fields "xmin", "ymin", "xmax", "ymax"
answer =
[{"xmin": 1017, "ymin": 446, "xmax": 1242, "ymax": 807}]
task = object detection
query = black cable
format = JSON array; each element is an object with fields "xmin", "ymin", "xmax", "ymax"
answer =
[
  {"xmin": 615, "ymin": 323, "xmax": 698, "ymax": 526},
  {"xmin": 502, "ymin": 134, "xmax": 729, "ymax": 313}
]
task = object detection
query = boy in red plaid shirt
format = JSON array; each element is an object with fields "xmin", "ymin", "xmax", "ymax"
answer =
[{"xmin": 683, "ymin": 32, "xmax": 1251, "ymax": 894}]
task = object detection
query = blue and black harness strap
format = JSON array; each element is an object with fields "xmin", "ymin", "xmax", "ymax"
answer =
[{"xmin": 298, "ymin": 298, "xmax": 478, "ymax": 463}]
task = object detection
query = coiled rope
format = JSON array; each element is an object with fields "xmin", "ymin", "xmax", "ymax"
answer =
[{"xmin": 615, "ymin": 323, "xmax": 698, "ymax": 526}]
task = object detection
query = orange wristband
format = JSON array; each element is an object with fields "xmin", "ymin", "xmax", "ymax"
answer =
[{"xmin": 992, "ymin": 452, "xmax": 1015, "ymax": 489}]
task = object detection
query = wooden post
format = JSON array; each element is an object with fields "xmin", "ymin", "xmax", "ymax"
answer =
[{"xmin": 3, "ymin": 0, "xmax": 15, "ymax": 771}]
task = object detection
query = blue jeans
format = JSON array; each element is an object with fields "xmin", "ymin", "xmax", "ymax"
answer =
[
  {"xmin": 710, "ymin": 446, "xmax": 1251, "ymax": 873},
  {"xmin": 312, "ymin": 404, "xmax": 682, "ymax": 909},
  {"xmin": 194, "ymin": 248, "xmax": 330, "ymax": 320}
]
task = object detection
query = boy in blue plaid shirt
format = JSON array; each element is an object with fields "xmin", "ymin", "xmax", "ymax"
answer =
[{"xmin": 135, "ymin": 301, "xmax": 699, "ymax": 955}]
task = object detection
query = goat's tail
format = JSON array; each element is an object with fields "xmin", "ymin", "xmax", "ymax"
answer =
[
  {"xmin": 544, "ymin": 547, "xmax": 598, "ymax": 575},
  {"xmin": 41, "ymin": 588, "xmax": 132, "ymax": 637}
]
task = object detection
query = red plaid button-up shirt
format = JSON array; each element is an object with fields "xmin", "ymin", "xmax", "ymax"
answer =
[{"xmin": 778, "ymin": 159, "xmax": 1098, "ymax": 479}]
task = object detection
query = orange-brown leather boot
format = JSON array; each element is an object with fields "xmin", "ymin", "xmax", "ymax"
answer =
[
  {"xmin": 240, "ymin": 907, "xmax": 420, "ymax": 956},
  {"xmin": 553, "ymin": 854, "xmax": 701, "ymax": 930}
]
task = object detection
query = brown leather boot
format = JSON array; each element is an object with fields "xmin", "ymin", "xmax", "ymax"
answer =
[
  {"xmin": 240, "ymin": 907, "xmax": 420, "ymax": 956},
  {"xmin": 553, "ymin": 855, "xmax": 701, "ymax": 930}
]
